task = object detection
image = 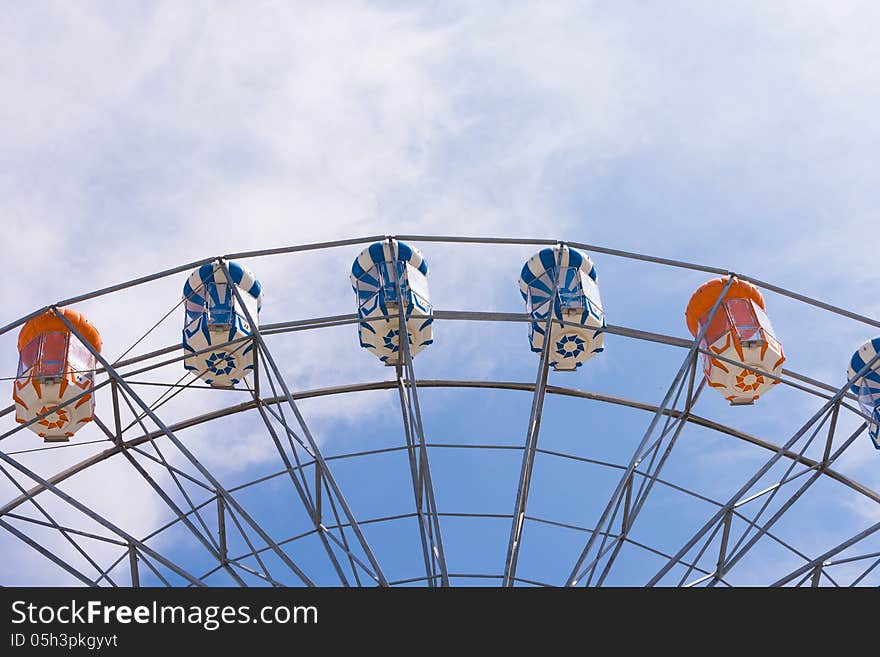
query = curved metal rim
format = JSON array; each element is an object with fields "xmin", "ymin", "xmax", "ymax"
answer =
[
  {"xmin": 2, "ymin": 377, "xmax": 876, "ymax": 518},
  {"xmin": 2, "ymin": 233, "xmax": 879, "ymax": 337}
]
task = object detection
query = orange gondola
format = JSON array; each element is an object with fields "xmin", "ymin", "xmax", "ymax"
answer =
[
  {"xmin": 13, "ymin": 309, "xmax": 102, "ymax": 441},
  {"xmin": 686, "ymin": 277, "xmax": 784, "ymax": 405}
]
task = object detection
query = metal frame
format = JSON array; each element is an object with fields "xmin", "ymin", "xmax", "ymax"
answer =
[
  {"xmin": 566, "ymin": 276, "xmax": 735, "ymax": 586},
  {"xmin": 387, "ymin": 238, "xmax": 449, "ymax": 587},
  {"xmin": 503, "ymin": 243, "xmax": 563, "ymax": 586},
  {"xmin": 1, "ymin": 235, "xmax": 878, "ymax": 587}
]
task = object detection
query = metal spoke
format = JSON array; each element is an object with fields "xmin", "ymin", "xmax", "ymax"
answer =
[
  {"xmin": 593, "ymin": 369, "xmax": 706, "ymax": 586},
  {"xmin": 0, "ymin": 517, "xmax": 98, "ymax": 586},
  {"xmin": 109, "ymin": 397, "xmax": 223, "ymax": 556},
  {"xmin": 218, "ymin": 260, "xmax": 389, "ymax": 586},
  {"xmin": 247, "ymin": 346, "xmax": 352, "ymax": 586},
  {"xmin": 568, "ymin": 276, "xmax": 735, "ymax": 586},
  {"xmin": 0, "ymin": 461, "xmax": 118, "ymax": 586},
  {"xmin": 706, "ymin": 406, "xmax": 859, "ymax": 586},
  {"xmin": 772, "ymin": 519, "xmax": 880, "ymax": 587},
  {"xmin": 55, "ymin": 308, "xmax": 315, "ymax": 586},
  {"xmin": 90, "ymin": 415, "xmax": 248, "ymax": 587},
  {"xmin": 503, "ymin": 245, "xmax": 562, "ymax": 587},
  {"xmin": 850, "ymin": 555, "xmax": 880, "ymax": 586},
  {"xmin": 0, "ymin": 447, "xmax": 206, "ymax": 586},
  {"xmin": 388, "ymin": 238, "xmax": 449, "ymax": 587},
  {"xmin": 647, "ymin": 348, "xmax": 880, "ymax": 586}
]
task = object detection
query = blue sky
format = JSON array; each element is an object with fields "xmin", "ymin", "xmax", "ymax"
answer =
[{"xmin": 0, "ymin": 1, "xmax": 878, "ymax": 586}]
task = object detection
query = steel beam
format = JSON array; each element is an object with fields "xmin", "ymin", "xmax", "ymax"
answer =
[
  {"xmin": 249, "ymin": 379, "xmax": 351, "ymax": 586},
  {"xmin": 772, "ymin": 519, "xmax": 880, "ymax": 587},
  {"xmin": 389, "ymin": 238, "xmax": 449, "ymax": 586},
  {"xmin": 218, "ymin": 261, "xmax": 388, "ymax": 586},
  {"xmin": 567, "ymin": 276, "xmax": 735, "ymax": 586},
  {"xmin": 708, "ymin": 415, "xmax": 866, "ymax": 585},
  {"xmin": 55, "ymin": 309, "xmax": 314, "ymax": 586},
  {"xmin": 0, "ymin": 517, "xmax": 98, "ymax": 586},
  {"xmin": 647, "ymin": 349, "xmax": 880, "ymax": 586},
  {"xmin": 0, "ymin": 462, "xmax": 118, "ymax": 586},
  {"xmin": 4, "ymin": 379, "xmax": 877, "ymax": 522},
  {"xmin": 502, "ymin": 244, "xmax": 564, "ymax": 587},
  {"xmin": 0, "ymin": 448, "xmax": 206, "ymax": 586},
  {"xmin": 91, "ymin": 415, "xmax": 247, "ymax": 587}
]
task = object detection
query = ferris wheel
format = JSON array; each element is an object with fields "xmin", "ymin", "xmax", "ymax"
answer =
[{"xmin": 1, "ymin": 235, "xmax": 878, "ymax": 588}]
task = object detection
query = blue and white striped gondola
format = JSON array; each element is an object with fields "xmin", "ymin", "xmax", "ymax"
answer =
[
  {"xmin": 350, "ymin": 240, "xmax": 433, "ymax": 364},
  {"xmin": 182, "ymin": 260, "xmax": 263, "ymax": 387},
  {"xmin": 519, "ymin": 245, "xmax": 605, "ymax": 371},
  {"xmin": 847, "ymin": 337, "xmax": 880, "ymax": 449}
]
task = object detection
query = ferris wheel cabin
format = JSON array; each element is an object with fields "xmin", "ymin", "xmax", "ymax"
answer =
[
  {"xmin": 686, "ymin": 277, "xmax": 785, "ymax": 405},
  {"xmin": 350, "ymin": 240, "xmax": 433, "ymax": 365},
  {"xmin": 848, "ymin": 337, "xmax": 880, "ymax": 449},
  {"xmin": 518, "ymin": 245, "xmax": 606, "ymax": 371},
  {"xmin": 182, "ymin": 260, "xmax": 263, "ymax": 387},
  {"xmin": 13, "ymin": 308, "xmax": 102, "ymax": 442}
]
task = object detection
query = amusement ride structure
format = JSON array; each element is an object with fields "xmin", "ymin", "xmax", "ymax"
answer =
[{"xmin": 1, "ymin": 235, "xmax": 878, "ymax": 587}]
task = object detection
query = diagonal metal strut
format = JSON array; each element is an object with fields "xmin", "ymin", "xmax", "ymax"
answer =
[
  {"xmin": 566, "ymin": 275, "xmax": 735, "ymax": 586},
  {"xmin": 217, "ymin": 260, "xmax": 389, "ymax": 586},
  {"xmin": 389, "ymin": 237, "xmax": 449, "ymax": 586},
  {"xmin": 503, "ymin": 244, "xmax": 564, "ymax": 587},
  {"xmin": 54, "ymin": 308, "xmax": 315, "ymax": 586}
]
